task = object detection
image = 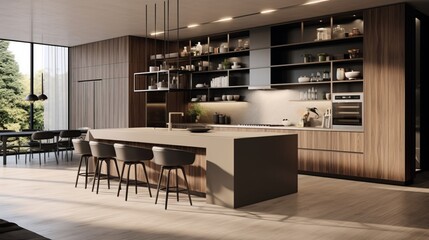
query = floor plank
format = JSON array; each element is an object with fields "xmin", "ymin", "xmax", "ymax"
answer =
[{"xmin": 1, "ymin": 155, "xmax": 429, "ymax": 240}]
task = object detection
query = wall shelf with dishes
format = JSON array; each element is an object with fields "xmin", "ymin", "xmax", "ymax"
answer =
[
  {"xmin": 270, "ymin": 12, "xmax": 363, "ymax": 91},
  {"xmin": 189, "ymin": 88, "xmax": 246, "ymax": 103},
  {"xmin": 133, "ymin": 70, "xmax": 190, "ymax": 92}
]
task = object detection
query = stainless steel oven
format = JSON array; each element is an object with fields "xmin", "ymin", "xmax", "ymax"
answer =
[{"xmin": 332, "ymin": 93, "xmax": 363, "ymax": 130}]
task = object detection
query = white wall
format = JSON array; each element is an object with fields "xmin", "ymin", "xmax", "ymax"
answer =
[{"xmin": 198, "ymin": 89, "xmax": 331, "ymax": 127}]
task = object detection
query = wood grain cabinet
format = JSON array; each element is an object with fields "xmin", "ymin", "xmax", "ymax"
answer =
[
  {"xmin": 331, "ymin": 132, "xmax": 364, "ymax": 153},
  {"xmin": 298, "ymin": 149, "xmax": 331, "ymax": 173}
]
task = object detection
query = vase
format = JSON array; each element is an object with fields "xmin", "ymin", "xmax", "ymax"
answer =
[{"xmin": 336, "ymin": 68, "xmax": 345, "ymax": 80}]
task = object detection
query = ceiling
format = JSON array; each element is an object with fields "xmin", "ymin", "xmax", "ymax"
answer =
[{"xmin": 0, "ymin": 0, "xmax": 428, "ymax": 47}]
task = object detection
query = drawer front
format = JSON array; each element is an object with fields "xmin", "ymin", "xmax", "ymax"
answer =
[{"xmin": 331, "ymin": 132, "xmax": 364, "ymax": 153}]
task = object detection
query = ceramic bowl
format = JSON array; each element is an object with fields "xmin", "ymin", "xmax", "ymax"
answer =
[
  {"xmin": 298, "ymin": 76, "xmax": 310, "ymax": 83},
  {"xmin": 233, "ymin": 95, "xmax": 240, "ymax": 101},
  {"xmin": 345, "ymin": 71, "xmax": 360, "ymax": 79}
]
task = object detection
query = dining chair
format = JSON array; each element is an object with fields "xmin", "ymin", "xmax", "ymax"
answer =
[
  {"xmin": 30, "ymin": 131, "xmax": 59, "ymax": 165},
  {"xmin": 57, "ymin": 130, "xmax": 82, "ymax": 161}
]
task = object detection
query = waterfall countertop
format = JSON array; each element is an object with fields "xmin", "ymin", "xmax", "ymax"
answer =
[{"xmin": 87, "ymin": 127, "xmax": 298, "ymax": 208}]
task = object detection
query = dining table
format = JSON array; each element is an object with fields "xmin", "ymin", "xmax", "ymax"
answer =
[{"xmin": 0, "ymin": 130, "xmax": 87, "ymax": 165}]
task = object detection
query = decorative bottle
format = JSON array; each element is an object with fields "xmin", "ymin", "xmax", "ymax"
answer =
[{"xmin": 196, "ymin": 42, "xmax": 203, "ymax": 56}]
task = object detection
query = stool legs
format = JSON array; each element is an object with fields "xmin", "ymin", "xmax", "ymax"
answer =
[
  {"xmin": 92, "ymin": 158, "xmax": 119, "ymax": 194},
  {"xmin": 141, "ymin": 163, "xmax": 152, "ymax": 197},
  {"xmin": 75, "ymin": 155, "xmax": 84, "ymax": 187},
  {"xmin": 155, "ymin": 167, "xmax": 164, "ymax": 205},
  {"xmin": 125, "ymin": 163, "xmax": 131, "ymax": 201},
  {"xmin": 165, "ymin": 169, "xmax": 172, "ymax": 210},
  {"xmin": 92, "ymin": 158, "xmax": 100, "ymax": 192},
  {"xmin": 180, "ymin": 166, "xmax": 193, "ymax": 206},
  {"xmin": 117, "ymin": 164, "xmax": 126, "ymax": 197},
  {"xmin": 176, "ymin": 169, "xmax": 179, "ymax": 202},
  {"xmin": 75, "ymin": 155, "xmax": 92, "ymax": 189},
  {"xmin": 155, "ymin": 166, "xmax": 192, "ymax": 209}
]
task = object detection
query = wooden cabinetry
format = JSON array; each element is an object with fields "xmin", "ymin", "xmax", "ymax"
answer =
[
  {"xmin": 219, "ymin": 126, "xmax": 364, "ymax": 177},
  {"xmin": 70, "ymin": 36, "xmax": 130, "ymax": 129},
  {"xmin": 363, "ymin": 4, "xmax": 412, "ymax": 182},
  {"xmin": 331, "ymin": 131, "xmax": 364, "ymax": 152}
]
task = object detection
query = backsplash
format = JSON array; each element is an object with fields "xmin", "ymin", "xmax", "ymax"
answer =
[{"xmin": 196, "ymin": 89, "xmax": 331, "ymax": 127}]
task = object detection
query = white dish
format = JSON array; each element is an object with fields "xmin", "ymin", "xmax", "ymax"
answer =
[
  {"xmin": 195, "ymin": 84, "xmax": 205, "ymax": 88},
  {"xmin": 149, "ymin": 66, "xmax": 159, "ymax": 72},
  {"xmin": 345, "ymin": 71, "xmax": 360, "ymax": 79},
  {"xmin": 298, "ymin": 76, "xmax": 310, "ymax": 83},
  {"xmin": 231, "ymin": 65, "xmax": 241, "ymax": 69}
]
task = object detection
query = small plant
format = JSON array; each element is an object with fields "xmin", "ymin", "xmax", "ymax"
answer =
[
  {"xmin": 188, "ymin": 103, "xmax": 206, "ymax": 122},
  {"xmin": 222, "ymin": 59, "xmax": 230, "ymax": 69}
]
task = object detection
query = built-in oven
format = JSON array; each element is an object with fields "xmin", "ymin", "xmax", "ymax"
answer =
[{"xmin": 332, "ymin": 93, "xmax": 363, "ymax": 130}]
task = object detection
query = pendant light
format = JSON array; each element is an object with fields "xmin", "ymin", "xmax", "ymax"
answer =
[
  {"xmin": 38, "ymin": 72, "xmax": 48, "ymax": 101},
  {"xmin": 25, "ymin": 2, "xmax": 38, "ymax": 103}
]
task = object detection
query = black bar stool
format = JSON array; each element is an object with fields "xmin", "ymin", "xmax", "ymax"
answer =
[
  {"xmin": 114, "ymin": 143, "xmax": 153, "ymax": 201},
  {"xmin": 89, "ymin": 141, "xmax": 120, "ymax": 194},
  {"xmin": 73, "ymin": 139, "xmax": 94, "ymax": 189},
  {"xmin": 152, "ymin": 146, "xmax": 195, "ymax": 210}
]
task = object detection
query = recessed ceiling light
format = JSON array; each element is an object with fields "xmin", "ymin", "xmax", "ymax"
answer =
[
  {"xmin": 319, "ymin": 20, "xmax": 323, "ymax": 22},
  {"xmin": 215, "ymin": 17, "xmax": 233, "ymax": 23},
  {"xmin": 187, "ymin": 24, "xmax": 199, "ymax": 28},
  {"xmin": 302, "ymin": 0, "xmax": 330, "ymax": 5},
  {"xmin": 150, "ymin": 31, "xmax": 164, "ymax": 36},
  {"xmin": 261, "ymin": 9, "xmax": 277, "ymax": 14}
]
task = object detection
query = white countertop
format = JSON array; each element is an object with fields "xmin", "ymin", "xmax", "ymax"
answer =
[
  {"xmin": 87, "ymin": 127, "xmax": 292, "ymax": 148},
  {"xmin": 175, "ymin": 123, "xmax": 364, "ymax": 132}
]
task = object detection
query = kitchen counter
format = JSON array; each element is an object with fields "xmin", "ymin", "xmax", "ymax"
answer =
[
  {"xmin": 87, "ymin": 127, "xmax": 298, "ymax": 208},
  {"xmin": 174, "ymin": 123, "xmax": 363, "ymax": 132}
]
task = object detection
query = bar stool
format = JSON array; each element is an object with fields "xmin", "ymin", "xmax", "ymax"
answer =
[
  {"xmin": 152, "ymin": 146, "xmax": 195, "ymax": 210},
  {"xmin": 114, "ymin": 144, "xmax": 153, "ymax": 201},
  {"xmin": 73, "ymin": 139, "xmax": 94, "ymax": 189},
  {"xmin": 89, "ymin": 141, "xmax": 120, "ymax": 194}
]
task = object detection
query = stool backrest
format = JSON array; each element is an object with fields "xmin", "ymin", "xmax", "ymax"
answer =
[
  {"xmin": 152, "ymin": 146, "xmax": 195, "ymax": 167},
  {"xmin": 72, "ymin": 139, "xmax": 91, "ymax": 155},
  {"xmin": 114, "ymin": 143, "xmax": 153, "ymax": 162},
  {"xmin": 89, "ymin": 141, "xmax": 115, "ymax": 158}
]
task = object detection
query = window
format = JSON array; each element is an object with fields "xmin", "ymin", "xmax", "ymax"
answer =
[{"xmin": 0, "ymin": 40, "xmax": 68, "ymax": 131}]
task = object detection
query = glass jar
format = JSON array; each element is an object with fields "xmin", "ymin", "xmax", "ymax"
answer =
[{"xmin": 333, "ymin": 25, "xmax": 346, "ymax": 39}]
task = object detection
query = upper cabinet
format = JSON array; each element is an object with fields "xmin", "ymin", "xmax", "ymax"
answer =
[
  {"xmin": 134, "ymin": 11, "xmax": 366, "ymax": 98},
  {"xmin": 249, "ymin": 27, "xmax": 271, "ymax": 89}
]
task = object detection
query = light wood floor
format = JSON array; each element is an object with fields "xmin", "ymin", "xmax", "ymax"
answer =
[{"xmin": 1, "ymin": 155, "xmax": 429, "ymax": 240}]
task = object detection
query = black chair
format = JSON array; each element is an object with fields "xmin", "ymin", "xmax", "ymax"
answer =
[
  {"xmin": 114, "ymin": 143, "xmax": 153, "ymax": 201},
  {"xmin": 21, "ymin": 129, "xmax": 40, "ymax": 163},
  {"xmin": 73, "ymin": 139, "xmax": 94, "ymax": 189},
  {"xmin": 152, "ymin": 146, "xmax": 195, "ymax": 210},
  {"xmin": 57, "ymin": 130, "xmax": 82, "ymax": 161},
  {"xmin": 0, "ymin": 130, "xmax": 19, "ymax": 164},
  {"xmin": 89, "ymin": 141, "xmax": 120, "ymax": 194},
  {"xmin": 30, "ymin": 131, "xmax": 59, "ymax": 165}
]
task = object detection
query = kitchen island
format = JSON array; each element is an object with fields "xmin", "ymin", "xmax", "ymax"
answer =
[{"xmin": 87, "ymin": 128, "xmax": 297, "ymax": 208}]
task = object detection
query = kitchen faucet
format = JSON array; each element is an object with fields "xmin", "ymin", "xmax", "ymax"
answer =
[{"xmin": 168, "ymin": 112, "xmax": 184, "ymax": 131}]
